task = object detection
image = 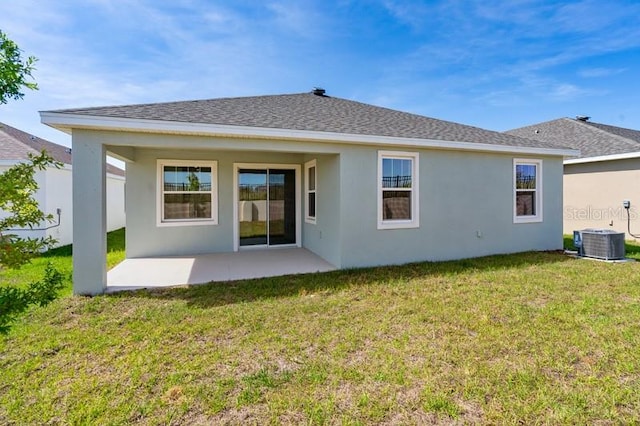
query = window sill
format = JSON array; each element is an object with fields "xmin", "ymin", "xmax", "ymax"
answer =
[
  {"xmin": 377, "ymin": 220, "xmax": 419, "ymax": 230},
  {"xmin": 514, "ymin": 216, "xmax": 543, "ymax": 224}
]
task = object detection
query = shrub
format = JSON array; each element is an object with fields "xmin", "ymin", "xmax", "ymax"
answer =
[{"xmin": 0, "ymin": 263, "xmax": 64, "ymax": 334}]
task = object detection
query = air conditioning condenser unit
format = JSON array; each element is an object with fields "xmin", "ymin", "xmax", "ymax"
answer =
[{"xmin": 573, "ymin": 229, "xmax": 625, "ymax": 260}]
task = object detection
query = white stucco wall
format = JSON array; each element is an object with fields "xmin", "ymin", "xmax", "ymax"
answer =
[
  {"xmin": 0, "ymin": 167, "xmax": 48, "ymax": 243},
  {"xmin": 60, "ymin": 128, "xmax": 565, "ymax": 275},
  {"xmin": 124, "ymin": 147, "xmax": 305, "ymax": 258},
  {"xmin": 43, "ymin": 167, "xmax": 73, "ymax": 246},
  {"xmin": 106, "ymin": 172, "xmax": 126, "ymax": 232},
  {"xmin": 338, "ymin": 148, "xmax": 563, "ymax": 268},
  {"xmin": 0, "ymin": 163, "xmax": 125, "ymax": 248},
  {"xmin": 301, "ymin": 153, "xmax": 341, "ymax": 267},
  {"xmin": 108, "ymin": 135, "xmax": 562, "ymax": 267}
]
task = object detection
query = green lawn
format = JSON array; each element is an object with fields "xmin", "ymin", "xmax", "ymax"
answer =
[
  {"xmin": 0, "ymin": 228, "xmax": 126, "ymax": 297},
  {"xmin": 239, "ymin": 220, "xmax": 284, "ymax": 238},
  {"xmin": 1, "ymin": 235, "xmax": 640, "ymax": 424}
]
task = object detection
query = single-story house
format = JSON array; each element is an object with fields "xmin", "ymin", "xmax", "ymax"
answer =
[
  {"xmin": 40, "ymin": 89, "xmax": 577, "ymax": 295},
  {"xmin": 507, "ymin": 117, "xmax": 640, "ymax": 238},
  {"xmin": 0, "ymin": 121, "xmax": 126, "ymax": 247}
]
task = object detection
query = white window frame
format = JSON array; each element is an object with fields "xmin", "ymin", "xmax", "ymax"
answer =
[
  {"xmin": 305, "ymin": 159, "xmax": 317, "ymax": 224},
  {"xmin": 513, "ymin": 158, "xmax": 543, "ymax": 223},
  {"xmin": 377, "ymin": 151, "xmax": 419, "ymax": 230},
  {"xmin": 156, "ymin": 159, "xmax": 218, "ymax": 227}
]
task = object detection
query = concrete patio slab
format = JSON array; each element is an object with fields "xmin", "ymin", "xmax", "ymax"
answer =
[{"xmin": 106, "ymin": 248, "xmax": 336, "ymax": 292}]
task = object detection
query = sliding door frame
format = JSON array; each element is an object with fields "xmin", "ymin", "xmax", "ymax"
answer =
[{"xmin": 233, "ymin": 163, "xmax": 302, "ymax": 251}]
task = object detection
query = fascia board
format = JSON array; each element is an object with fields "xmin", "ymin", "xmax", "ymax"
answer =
[
  {"xmin": 564, "ymin": 151, "xmax": 640, "ymax": 165},
  {"xmin": 40, "ymin": 112, "xmax": 578, "ymax": 157}
]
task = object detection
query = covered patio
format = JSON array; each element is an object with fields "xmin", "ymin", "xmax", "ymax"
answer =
[{"xmin": 106, "ymin": 248, "xmax": 336, "ymax": 293}]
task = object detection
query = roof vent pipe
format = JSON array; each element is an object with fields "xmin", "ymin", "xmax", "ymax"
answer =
[
  {"xmin": 312, "ymin": 87, "xmax": 326, "ymax": 96},
  {"xmin": 576, "ymin": 115, "xmax": 590, "ymax": 122}
]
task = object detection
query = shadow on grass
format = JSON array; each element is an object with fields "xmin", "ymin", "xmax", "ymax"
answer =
[
  {"xmin": 42, "ymin": 228, "xmax": 126, "ymax": 258},
  {"xmin": 109, "ymin": 250, "xmax": 574, "ymax": 309},
  {"xmin": 625, "ymin": 243, "xmax": 640, "ymax": 258}
]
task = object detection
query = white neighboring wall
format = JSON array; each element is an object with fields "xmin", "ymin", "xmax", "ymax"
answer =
[
  {"xmin": 0, "ymin": 166, "xmax": 47, "ymax": 243},
  {"xmin": 0, "ymin": 164, "xmax": 125, "ymax": 247},
  {"xmin": 42, "ymin": 166, "xmax": 72, "ymax": 246},
  {"xmin": 106, "ymin": 172, "xmax": 126, "ymax": 232}
]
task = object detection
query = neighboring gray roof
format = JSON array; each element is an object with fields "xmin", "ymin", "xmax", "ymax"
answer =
[
  {"xmin": 46, "ymin": 92, "xmax": 567, "ymax": 151},
  {"xmin": 0, "ymin": 122, "xmax": 125, "ymax": 176},
  {"xmin": 506, "ymin": 118, "xmax": 640, "ymax": 159}
]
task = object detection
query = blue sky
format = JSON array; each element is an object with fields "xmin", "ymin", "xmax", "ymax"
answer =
[{"xmin": 1, "ymin": 0, "xmax": 640, "ymax": 150}]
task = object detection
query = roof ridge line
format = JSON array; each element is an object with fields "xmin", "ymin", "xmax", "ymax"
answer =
[
  {"xmin": 567, "ymin": 117, "xmax": 640, "ymax": 149},
  {"xmin": 42, "ymin": 92, "xmax": 313, "ymax": 114}
]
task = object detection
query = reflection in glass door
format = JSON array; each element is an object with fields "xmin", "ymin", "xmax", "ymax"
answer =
[
  {"xmin": 238, "ymin": 169, "xmax": 267, "ymax": 246},
  {"xmin": 268, "ymin": 169, "xmax": 296, "ymax": 245},
  {"xmin": 238, "ymin": 168, "xmax": 296, "ymax": 247}
]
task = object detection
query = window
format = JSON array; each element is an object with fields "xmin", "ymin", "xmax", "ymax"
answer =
[
  {"xmin": 514, "ymin": 159, "xmax": 542, "ymax": 223},
  {"xmin": 305, "ymin": 159, "xmax": 317, "ymax": 224},
  {"xmin": 157, "ymin": 160, "xmax": 218, "ymax": 226},
  {"xmin": 378, "ymin": 151, "xmax": 419, "ymax": 229}
]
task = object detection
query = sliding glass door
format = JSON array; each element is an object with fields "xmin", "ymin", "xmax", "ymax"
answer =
[
  {"xmin": 238, "ymin": 167, "xmax": 296, "ymax": 247},
  {"xmin": 238, "ymin": 169, "xmax": 268, "ymax": 246}
]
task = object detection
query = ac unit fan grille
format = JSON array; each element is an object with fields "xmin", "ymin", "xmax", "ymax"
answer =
[{"xmin": 580, "ymin": 231, "xmax": 625, "ymax": 260}]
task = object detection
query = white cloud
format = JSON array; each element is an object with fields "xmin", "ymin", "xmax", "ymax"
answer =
[
  {"xmin": 548, "ymin": 83, "xmax": 585, "ymax": 100},
  {"xmin": 265, "ymin": 1, "xmax": 330, "ymax": 38},
  {"xmin": 551, "ymin": 0, "xmax": 638, "ymax": 34},
  {"xmin": 380, "ymin": 0, "xmax": 435, "ymax": 31},
  {"xmin": 2, "ymin": 0, "xmax": 640, "ymax": 139},
  {"xmin": 578, "ymin": 67, "xmax": 627, "ymax": 78},
  {"xmin": 544, "ymin": 82, "xmax": 607, "ymax": 102}
]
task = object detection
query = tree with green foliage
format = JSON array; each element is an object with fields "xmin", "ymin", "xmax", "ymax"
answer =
[
  {"xmin": 0, "ymin": 31, "xmax": 63, "ymax": 334},
  {"xmin": 0, "ymin": 151, "xmax": 62, "ymax": 267},
  {"xmin": 0, "ymin": 151, "xmax": 65, "ymax": 334},
  {"xmin": 0, "ymin": 29, "xmax": 38, "ymax": 104}
]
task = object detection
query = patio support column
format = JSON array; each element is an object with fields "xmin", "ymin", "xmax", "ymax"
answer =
[{"xmin": 72, "ymin": 135, "xmax": 107, "ymax": 295}]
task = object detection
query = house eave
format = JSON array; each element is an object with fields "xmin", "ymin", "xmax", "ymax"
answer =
[
  {"xmin": 564, "ymin": 152, "xmax": 640, "ymax": 165},
  {"xmin": 40, "ymin": 112, "xmax": 577, "ymax": 157},
  {"xmin": 0, "ymin": 159, "xmax": 73, "ymax": 170}
]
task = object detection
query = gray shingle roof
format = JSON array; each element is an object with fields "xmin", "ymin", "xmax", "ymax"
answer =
[
  {"xmin": 506, "ymin": 118, "xmax": 640, "ymax": 159},
  {"xmin": 47, "ymin": 92, "xmax": 566, "ymax": 151},
  {"xmin": 0, "ymin": 122, "xmax": 125, "ymax": 176}
]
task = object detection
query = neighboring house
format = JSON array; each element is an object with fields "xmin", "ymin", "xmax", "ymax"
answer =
[
  {"xmin": 40, "ymin": 89, "xmax": 576, "ymax": 295},
  {"xmin": 0, "ymin": 122, "xmax": 126, "ymax": 247},
  {"xmin": 507, "ymin": 117, "xmax": 640, "ymax": 238}
]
